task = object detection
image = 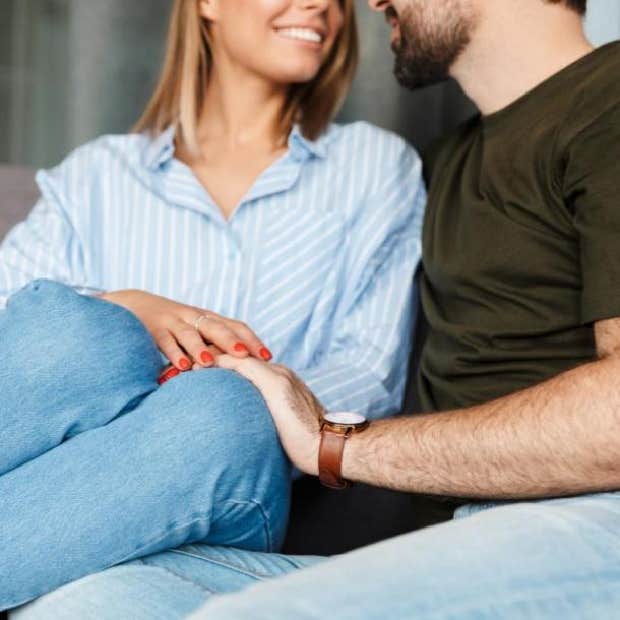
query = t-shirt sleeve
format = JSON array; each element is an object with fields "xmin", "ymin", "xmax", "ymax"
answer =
[{"xmin": 564, "ymin": 103, "xmax": 620, "ymax": 324}]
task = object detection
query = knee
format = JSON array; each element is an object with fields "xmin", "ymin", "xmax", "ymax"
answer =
[
  {"xmin": 1, "ymin": 279, "xmax": 162, "ymax": 386},
  {"xmin": 127, "ymin": 369, "xmax": 291, "ymax": 551},
  {"xmin": 157, "ymin": 368, "xmax": 290, "ymax": 484},
  {"xmin": 161, "ymin": 368, "xmax": 281, "ymax": 453}
]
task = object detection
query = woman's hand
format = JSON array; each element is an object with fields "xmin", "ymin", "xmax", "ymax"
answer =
[{"xmin": 100, "ymin": 290, "xmax": 272, "ymax": 371}]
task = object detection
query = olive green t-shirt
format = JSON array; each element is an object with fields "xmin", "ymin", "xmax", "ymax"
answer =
[{"xmin": 419, "ymin": 41, "xmax": 620, "ymax": 412}]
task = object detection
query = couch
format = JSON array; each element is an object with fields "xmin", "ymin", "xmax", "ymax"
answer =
[{"xmin": 0, "ymin": 165, "xmax": 455, "ymax": 561}]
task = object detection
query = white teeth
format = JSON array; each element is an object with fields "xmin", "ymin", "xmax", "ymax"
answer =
[{"xmin": 277, "ymin": 28, "xmax": 323, "ymax": 44}]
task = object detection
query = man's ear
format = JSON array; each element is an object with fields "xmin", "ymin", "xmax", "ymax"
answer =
[{"xmin": 199, "ymin": 0, "xmax": 220, "ymax": 22}]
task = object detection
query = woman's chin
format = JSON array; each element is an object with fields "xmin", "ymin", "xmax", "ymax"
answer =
[{"xmin": 268, "ymin": 66, "xmax": 322, "ymax": 86}]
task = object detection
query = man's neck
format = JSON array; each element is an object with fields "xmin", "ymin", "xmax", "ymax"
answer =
[{"xmin": 450, "ymin": 1, "xmax": 594, "ymax": 116}]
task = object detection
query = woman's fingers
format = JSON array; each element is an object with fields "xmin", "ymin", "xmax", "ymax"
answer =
[
  {"xmin": 171, "ymin": 320, "xmax": 215, "ymax": 367},
  {"xmin": 195, "ymin": 316, "xmax": 252, "ymax": 358},
  {"xmin": 158, "ymin": 365, "xmax": 181, "ymax": 385},
  {"xmin": 158, "ymin": 345, "xmax": 226, "ymax": 385},
  {"xmin": 104, "ymin": 291, "xmax": 272, "ymax": 365},
  {"xmin": 229, "ymin": 320, "xmax": 272, "ymax": 361},
  {"xmin": 193, "ymin": 313, "xmax": 271, "ymax": 361},
  {"xmin": 153, "ymin": 328, "xmax": 192, "ymax": 371}
]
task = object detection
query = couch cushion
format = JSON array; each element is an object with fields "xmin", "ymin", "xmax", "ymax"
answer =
[{"xmin": 0, "ymin": 166, "xmax": 39, "ymax": 240}]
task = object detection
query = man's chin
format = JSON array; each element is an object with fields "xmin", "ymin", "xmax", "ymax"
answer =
[{"xmin": 394, "ymin": 57, "xmax": 450, "ymax": 91}]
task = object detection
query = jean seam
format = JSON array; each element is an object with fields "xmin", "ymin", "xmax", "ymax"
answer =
[
  {"xmin": 167, "ymin": 497, "xmax": 277, "ymax": 581},
  {"xmin": 124, "ymin": 511, "xmax": 214, "ymax": 558},
  {"xmin": 134, "ymin": 559, "xmax": 216, "ymax": 595},
  {"xmin": 15, "ymin": 501, "xmax": 272, "ymax": 607},
  {"xmin": 7, "ymin": 564, "xmax": 214, "ymax": 613},
  {"xmin": 217, "ymin": 498, "xmax": 275, "ymax": 552},
  {"xmin": 8, "ymin": 512, "xmax": 217, "ymax": 609},
  {"xmin": 168, "ymin": 549, "xmax": 279, "ymax": 581}
]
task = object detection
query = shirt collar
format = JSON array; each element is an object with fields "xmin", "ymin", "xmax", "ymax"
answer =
[
  {"xmin": 287, "ymin": 125, "xmax": 328, "ymax": 160},
  {"xmin": 142, "ymin": 123, "xmax": 327, "ymax": 171},
  {"xmin": 143, "ymin": 125, "xmax": 176, "ymax": 171}
]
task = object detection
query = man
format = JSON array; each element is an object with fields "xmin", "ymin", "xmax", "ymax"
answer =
[{"xmin": 13, "ymin": 0, "xmax": 620, "ymax": 618}]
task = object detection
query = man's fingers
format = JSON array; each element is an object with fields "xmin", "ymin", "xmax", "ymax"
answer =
[
  {"xmin": 216, "ymin": 354, "xmax": 253, "ymax": 374},
  {"xmin": 216, "ymin": 355, "xmax": 276, "ymax": 387}
]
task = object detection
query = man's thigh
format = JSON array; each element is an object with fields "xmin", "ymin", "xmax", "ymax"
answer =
[
  {"xmin": 10, "ymin": 546, "xmax": 324, "ymax": 620},
  {"xmin": 191, "ymin": 491, "xmax": 620, "ymax": 619}
]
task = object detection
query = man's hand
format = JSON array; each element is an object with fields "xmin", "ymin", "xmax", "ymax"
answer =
[{"xmin": 217, "ymin": 355, "xmax": 325, "ymax": 475}]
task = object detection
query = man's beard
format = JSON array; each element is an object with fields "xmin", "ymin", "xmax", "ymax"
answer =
[{"xmin": 390, "ymin": 2, "xmax": 476, "ymax": 90}]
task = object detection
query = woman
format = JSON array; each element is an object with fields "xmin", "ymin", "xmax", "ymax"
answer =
[{"xmin": 0, "ymin": 0, "xmax": 425, "ymax": 611}]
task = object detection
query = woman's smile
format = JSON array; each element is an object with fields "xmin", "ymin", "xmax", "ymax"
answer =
[{"xmin": 274, "ymin": 25, "xmax": 327, "ymax": 50}]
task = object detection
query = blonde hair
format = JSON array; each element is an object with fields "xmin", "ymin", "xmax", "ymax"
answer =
[{"xmin": 134, "ymin": 0, "xmax": 359, "ymax": 154}]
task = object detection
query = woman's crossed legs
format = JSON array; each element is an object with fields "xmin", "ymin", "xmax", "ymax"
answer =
[{"xmin": 0, "ymin": 280, "xmax": 291, "ymax": 611}]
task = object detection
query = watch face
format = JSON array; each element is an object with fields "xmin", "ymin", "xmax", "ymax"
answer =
[{"xmin": 324, "ymin": 411, "xmax": 367, "ymax": 426}]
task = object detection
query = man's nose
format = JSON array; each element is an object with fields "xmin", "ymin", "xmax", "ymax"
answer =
[
  {"xmin": 368, "ymin": 0, "xmax": 389, "ymax": 12},
  {"xmin": 299, "ymin": 0, "xmax": 330, "ymax": 11}
]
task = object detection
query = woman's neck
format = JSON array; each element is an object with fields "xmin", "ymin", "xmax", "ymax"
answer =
[{"xmin": 197, "ymin": 59, "xmax": 289, "ymax": 152}]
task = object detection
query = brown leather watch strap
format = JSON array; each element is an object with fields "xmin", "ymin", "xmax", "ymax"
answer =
[{"xmin": 318, "ymin": 429, "xmax": 350, "ymax": 490}]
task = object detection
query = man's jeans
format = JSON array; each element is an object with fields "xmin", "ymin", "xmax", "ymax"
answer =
[
  {"xmin": 0, "ymin": 280, "xmax": 291, "ymax": 611},
  {"xmin": 11, "ymin": 492, "xmax": 620, "ymax": 620}
]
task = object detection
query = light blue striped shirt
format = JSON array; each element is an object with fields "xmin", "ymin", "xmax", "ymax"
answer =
[{"xmin": 0, "ymin": 122, "xmax": 425, "ymax": 418}]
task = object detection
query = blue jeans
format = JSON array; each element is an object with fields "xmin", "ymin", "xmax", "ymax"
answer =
[
  {"xmin": 0, "ymin": 280, "xmax": 291, "ymax": 611},
  {"xmin": 11, "ymin": 492, "xmax": 620, "ymax": 619}
]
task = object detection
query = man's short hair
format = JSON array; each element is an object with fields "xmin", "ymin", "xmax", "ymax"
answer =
[{"xmin": 548, "ymin": 0, "xmax": 587, "ymax": 15}]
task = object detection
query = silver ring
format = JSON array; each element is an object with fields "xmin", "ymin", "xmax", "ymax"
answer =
[{"xmin": 193, "ymin": 313, "xmax": 213, "ymax": 331}]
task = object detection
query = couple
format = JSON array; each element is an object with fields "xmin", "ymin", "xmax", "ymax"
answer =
[{"xmin": 2, "ymin": 0, "xmax": 620, "ymax": 617}]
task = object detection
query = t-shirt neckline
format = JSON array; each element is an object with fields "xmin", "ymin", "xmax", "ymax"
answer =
[{"xmin": 481, "ymin": 40, "xmax": 620, "ymax": 130}]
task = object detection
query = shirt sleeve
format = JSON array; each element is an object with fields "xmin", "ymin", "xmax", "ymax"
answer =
[
  {"xmin": 564, "ymin": 103, "xmax": 620, "ymax": 324},
  {"xmin": 0, "ymin": 167, "xmax": 90, "ymax": 309},
  {"xmin": 296, "ymin": 142, "xmax": 426, "ymax": 419}
]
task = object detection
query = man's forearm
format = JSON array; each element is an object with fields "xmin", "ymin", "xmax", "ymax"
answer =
[{"xmin": 343, "ymin": 354, "xmax": 620, "ymax": 499}]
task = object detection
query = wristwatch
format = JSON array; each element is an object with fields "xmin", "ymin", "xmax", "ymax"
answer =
[{"xmin": 318, "ymin": 412, "xmax": 370, "ymax": 489}]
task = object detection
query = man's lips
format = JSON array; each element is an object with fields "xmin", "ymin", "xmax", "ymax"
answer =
[{"xmin": 385, "ymin": 6, "xmax": 401, "ymax": 44}]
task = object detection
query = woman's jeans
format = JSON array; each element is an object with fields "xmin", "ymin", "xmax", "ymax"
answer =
[{"xmin": 0, "ymin": 280, "xmax": 291, "ymax": 611}]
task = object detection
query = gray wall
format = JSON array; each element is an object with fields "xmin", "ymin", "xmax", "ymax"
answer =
[{"xmin": 1, "ymin": 0, "xmax": 618, "ymax": 169}]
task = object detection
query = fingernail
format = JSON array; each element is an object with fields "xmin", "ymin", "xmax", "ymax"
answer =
[
  {"xmin": 179, "ymin": 358, "xmax": 191, "ymax": 370},
  {"xmin": 259, "ymin": 347, "xmax": 272, "ymax": 361},
  {"xmin": 201, "ymin": 350, "xmax": 214, "ymax": 364},
  {"xmin": 234, "ymin": 343, "xmax": 249, "ymax": 354},
  {"xmin": 158, "ymin": 367, "xmax": 180, "ymax": 385}
]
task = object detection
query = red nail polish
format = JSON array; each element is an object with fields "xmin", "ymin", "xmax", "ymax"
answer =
[
  {"xmin": 259, "ymin": 347, "xmax": 272, "ymax": 361},
  {"xmin": 234, "ymin": 343, "xmax": 249, "ymax": 354},
  {"xmin": 179, "ymin": 358, "xmax": 191, "ymax": 370},
  {"xmin": 201, "ymin": 351, "xmax": 214, "ymax": 364},
  {"xmin": 158, "ymin": 367, "xmax": 180, "ymax": 385}
]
